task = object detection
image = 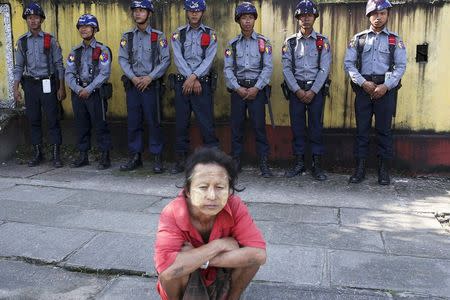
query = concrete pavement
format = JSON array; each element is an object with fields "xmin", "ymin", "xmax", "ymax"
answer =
[{"xmin": 0, "ymin": 159, "xmax": 449, "ymax": 299}]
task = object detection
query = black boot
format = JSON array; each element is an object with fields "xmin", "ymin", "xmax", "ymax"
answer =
[
  {"xmin": 52, "ymin": 144, "xmax": 63, "ymax": 168},
  {"xmin": 233, "ymin": 156, "xmax": 242, "ymax": 173},
  {"xmin": 284, "ymin": 155, "xmax": 305, "ymax": 178},
  {"xmin": 312, "ymin": 155, "xmax": 327, "ymax": 181},
  {"xmin": 71, "ymin": 151, "xmax": 89, "ymax": 168},
  {"xmin": 97, "ymin": 151, "xmax": 111, "ymax": 170},
  {"xmin": 28, "ymin": 145, "xmax": 44, "ymax": 167},
  {"xmin": 349, "ymin": 159, "xmax": 366, "ymax": 183},
  {"xmin": 259, "ymin": 156, "xmax": 273, "ymax": 178},
  {"xmin": 120, "ymin": 153, "xmax": 142, "ymax": 171},
  {"xmin": 171, "ymin": 153, "xmax": 186, "ymax": 174},
  {"xmin": 153, "ymin": 154, "xmax": 164, "ymax": 174},
  {"xmin": 378, "ymin": 157, "xmax": 390, "ymax": 186}
]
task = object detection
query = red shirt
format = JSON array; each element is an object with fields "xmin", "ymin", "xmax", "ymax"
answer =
[{"xmin": 154, "ymin": 191, "xmax": 266, "ymax": 299}]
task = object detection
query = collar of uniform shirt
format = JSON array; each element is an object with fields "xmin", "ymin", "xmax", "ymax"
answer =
[
  {"xmin": 82, "ymin": 38, "xmax": 97, "ymax": 49},
  {"xmin": 238, "ymin": 31, "xmax": 258, "ymax": 41},
  {"xmin": 133, "ymin": 24, "xmax": 152, "ymax": 34},
  {"xmin": 187, "ymin": 23, "xmax": 206, "ymax": 32},
  {"xmin": 369, "ymin": 26, "xmax": 390, "ymax": 35},
  {"xmin": 26, "ymin": 30, "xmax": 44, "ymax": 38},
  {"xmin": 297, "ymin": 29, "xmax": 317, "ymax": 40}
]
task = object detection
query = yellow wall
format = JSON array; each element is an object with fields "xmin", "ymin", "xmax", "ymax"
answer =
[{"xmin": 5, "ymin": 0, "xmax": 450, "ymax": 132}]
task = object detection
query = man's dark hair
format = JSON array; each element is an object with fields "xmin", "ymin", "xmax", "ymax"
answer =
[{"xmin": 183, "ymin": 147, "xmax": 242, "ymax": 195}]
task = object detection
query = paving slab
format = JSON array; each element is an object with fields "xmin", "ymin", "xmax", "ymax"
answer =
[
  {"xmin": 0, "ymin": 162, "xmax": 54, "ymax": 178},
  {"xmin": 0, "ymin": 181, "xmax": 15, "ymax": 190},
  {"xmin": 58, "ymin": 209, "xmax": 159, "ymax": 236},
  {"xmin": 30, "ymin": 167, "xmax": 104, "ymax": 182},
  {"xmin": 59, "ymin": 190, "xmax": 161, "ymax": 213},
  {"xmin": 383, "ymin": 231, "xmax": 450, "ymax": 259},
  {"xmin": 340, "ymin": 208, "xmax": 444, "ymax": 233},
  {"xmin": 0, "ymin": 185, "xmax": 78, "ymax": 204},
  {"xmin": 0, "ymin": 260, "xmax": 110, "ymax": 300},
  {"xmin": 96, "ymin": 276, "xmax": 159, "ymax": 300},
  {"xmin": 142, "ymin": 197, "xmax": 173, "ymax": 214},
  {"xmin": 0, "ymin": 199, "xmax": 83, "ymax": 225},
  {"xmin": 65, "ymin": 232, "xmax": 155, "ymax": 275},
  {"xmin": 0, "ymin": 222, "xmax": 96, "ymax": 263},
  {"xmin": 243, "ymin": 282, "xmax": 393, "ymax": 300},
  {"xmin": 246, "ymin": 203, "xmax": 339, "ymax": 224},
  {"xmin": 330, "ymin": 250, "xmax": 450, "ymax": 298},
  {"xmin": 265, "ymin": 222, "xmax": 384, "ymax": 253},
  {"xmin": 256, "ymin": 244, "xmax": 326, "ymax": 286}
]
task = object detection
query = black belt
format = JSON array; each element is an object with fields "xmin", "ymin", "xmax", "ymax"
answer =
[
  {"xmin": 174, "ymin": 74, "xmax": 211, "ymax": 83},
  {"xmin": 297, "ymin": 80, "xmax": 315, "ymax": 90},
  {"xmin": 23, "ymin": 75, "xmax": 55, "ymax": 81},
  {"xmin": 237, "ymin": 79, "xmax": 258, "ymax": 88},
  {"xmin": 363, "ymin": 75, "xmax": 385, "ymax": 85}
]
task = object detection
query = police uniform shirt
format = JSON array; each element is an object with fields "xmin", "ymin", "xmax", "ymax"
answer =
[
  {"xmin": 223, "ymin": 31, "xmax": 273, "ymax": 91},
  {"xmin": 344, "ymin": 27, "xmax": 407, "ymax": 90},
  {"xmin": 118, "ymin": 25, "xmax": 170, "ymax": 80},
  {"xmin": 171, "ymin": 23, "xmax": 217, "ymax": 78},
  {"xmin": 282, "ymin": 30, "xmax": 331, "ymax": 94},
  {"xmin": 14, "ymin": 31, "xmax": 64, "ymax": 82},
  {"xmin": 65, "ymin": 39, "xmax": 112, "ymax": 95}
]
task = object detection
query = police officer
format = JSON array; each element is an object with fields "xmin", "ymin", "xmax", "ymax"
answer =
[
  {"xmin": 170, "ymin": 0, "xmax": 219, "ymax": 174},
  {"xmin": 13, "ymin": 2, "xmax": 66, "ymax": 168},
  {"xmin": 65, "ymin": 14, "xmax": 113, "ymax": 170},
  {"xmin": 344, "ymin": 0, "xmax": 406, "ymax": 185},
  {"xmin": 119, "ymin": 0, "xmax": 170, "ymax": 173},
  {"xmin": 282, "ymin": 0, "xmax": 331, "ymax": 181},
  {"xmin": 224, "ymin": 2, "xmax": 274, "ymax": 177}
]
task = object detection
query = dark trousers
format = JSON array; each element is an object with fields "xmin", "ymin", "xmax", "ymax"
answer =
[
  {"xmin": 289, "ymin": 89, "xmax": 325, "ymax": 156},
  {"xmin": 354, "ymin": 87, "xmax": 396, "ymax": 159},
  {"xmin": 23, "ymin": 78, "xmax": 62, "ymax": 145},
  {"xmin": 174, "ymin": 81, "xmax": 219, "ymax": 154},
  {"xmin": 230, "ymin": 90, "xmax": 270, "ymax": 157},
  {"xmin": 126, "ymin": 85, "xmax": 163, "ymax": 155},
  {"xmin": 71, "ymin": 91, "xmax": 112, "ymax": 152}
]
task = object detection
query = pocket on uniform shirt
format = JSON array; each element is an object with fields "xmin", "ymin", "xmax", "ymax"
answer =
[{"xmin": 378, "ymin": 47, "xmax": 391, "ymax": 65}]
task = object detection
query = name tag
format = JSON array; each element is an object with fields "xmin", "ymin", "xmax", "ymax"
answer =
[
  {"xmin": 385, "ymin": 72, "xmax": 392, "ymax": 82},
  {"xmin": 42, "ymin": 79, "xmax": 51, "ymax": 94}
]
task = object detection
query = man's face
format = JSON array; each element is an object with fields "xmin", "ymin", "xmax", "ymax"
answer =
[
  {"xmin": 78, "ymin": 25, "xmax": 96, "ymax": 40},
  {"xmin": 238, "ymin": 14, "xmax": 255, "ymax": 32},
  {"xmin": 186, "ymin": 163, "xmax": 230, "ymax": 217},
  {"xmin": 187, "ymin": 10, "xmax": 203, "ymax": 26},
  {"xmin": 297, "ymin": 13, "xmax": 316, "ymax": 31},
  {"xmin": 132, "ymin": 8, "xmax": 150, "ymax": 24},
  {"xmin": 369, "ymin": 9, "xmax": 389, "ymax": 30},
  {"xmin": 26, "ymin": 15, "xmax": 43, "ymax": 30}
]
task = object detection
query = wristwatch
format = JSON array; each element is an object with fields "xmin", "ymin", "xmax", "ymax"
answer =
[{"xmin": 200, "ymin": 260, "xmax": 209, "ymax": 269}]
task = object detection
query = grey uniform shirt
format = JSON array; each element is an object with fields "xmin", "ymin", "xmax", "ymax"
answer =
[
  {"xmin": 344, "ymin": 27, "xmax": 407, "ymax": 90},
  {"xmin": 65, "ymin": 39, "xmax": 112, "ymax": 95},
  {"xmin": 14, "ymin": 31, "xmax": 64, "ymax": 82},
  {"xmin": 171, "ymin": 23, "xmax": 217, "ymax": 78},
  {"xmin": 282, "ymin": 30, "xmax": 332, "ymax": 95},
  {"xmin": 223, "ymin": 31, "xmax": 273, "ymax": 91},
  {"xmin": 118, "ymin": 25, "xmax": 170, "ymax": 80}
]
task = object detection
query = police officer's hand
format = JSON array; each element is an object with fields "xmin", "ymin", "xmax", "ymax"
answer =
[
  {"xmin": 362, "ymin": 81, "xmax": 377, "ymax": 96},
  {"xmin": 303, "ymin": 90, "xmax": 316, "ymax": 104},
  {"xmin": 245, "ymin": 87, "xmax": 259, "ymax": 100},
  {"xmin": 137, "ymin": 76, "xmax": 152, "ymax": 92},
  {"xmin": 371, "ymin": 84, "xmax": 388, "ymax": 100},
  {"xmin": 131, "ymin": 76, "xmax": 141, "ymax": 88},
  {"xmin": 193, "ymin": 79, "xmax": 202, "ymax": 96},
  {"xmin": 182, "ymin": 74, "xmax": 197, "ymax": 95},
  {"xmin": 78, "ymin": 88, "xmax": 90, "ymax": 99},
  {"xmin": 236, "ymin": 87, "xmax": 248, "ymax": 99},
  {"xmin": 13, "ymin": 87, "xmax": 22, "ymax": 102},
  {"xmin": 295, "ymin": 89, "xmax": 306, "ymax": 102},
  {"xmin": 57, "ymin": 87, "xmax": 66, "ymax": 102}
]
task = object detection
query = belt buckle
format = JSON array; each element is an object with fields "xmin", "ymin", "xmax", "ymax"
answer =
[{"xmin": 244, "ymin": 79, "xmax": 252, "ymax": 86}]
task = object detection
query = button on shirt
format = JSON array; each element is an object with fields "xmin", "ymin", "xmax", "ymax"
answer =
[
  {"xmin": 223, "ymin": 31, "xmax": 273, "ymax": 90},
  {"xmin": 282, "ymin": 30, "xmax": 331, "ymax": 94},
  {"xmin": 14, "ymin": 31, "xmax": 64, "ymax": 81},
  {"xmin": 171, "ymin": 24, "xmax": 217, "ymax": 78},
  {"xmin": 344, "ymin": 27, "xmax": 407, "ymax": 90},
  {"xmin": 65, "ymin": 39, "xmax": 112, "ymax": 94},
  {"xmin": 118, "ymin": 25, "xmax": 170, "ymax": 80}
]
